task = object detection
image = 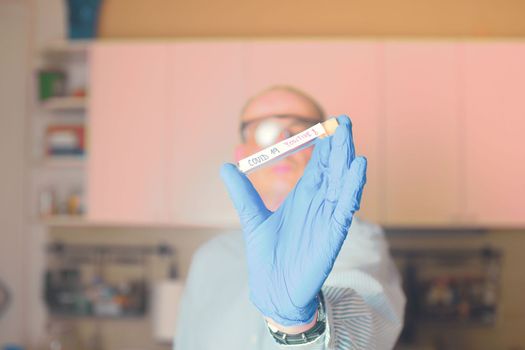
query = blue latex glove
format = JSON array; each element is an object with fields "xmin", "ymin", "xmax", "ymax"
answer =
[{"xmin": 220, "ymin": 115, "xmax": 367, "ymax": 326}]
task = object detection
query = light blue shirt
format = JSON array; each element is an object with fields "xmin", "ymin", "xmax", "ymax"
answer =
[{"xmin": 175, "ymin": 218, "xmax": 405, "ymax": 349}]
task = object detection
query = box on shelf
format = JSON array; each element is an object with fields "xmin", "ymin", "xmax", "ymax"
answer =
[
  {"xmin": 38, "ymin": 70, "xmax": 66, "ymax": 101},
  {"xmin": 66, "ymin": 0, "xmax": 102, "ymax": 40},
  {"xmin": 45, "ymin": 124, "xmax": 85, "ymax": 157}
]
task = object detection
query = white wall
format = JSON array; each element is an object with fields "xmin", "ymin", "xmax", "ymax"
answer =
[{"xmin": 0, "ymin": 0, "xmax": 31, "ymax": 345}]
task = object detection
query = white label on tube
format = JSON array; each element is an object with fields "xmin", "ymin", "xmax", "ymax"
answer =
[{"xmin": 238, "ymin": 122, "xmax": 326, "ymax": 174}]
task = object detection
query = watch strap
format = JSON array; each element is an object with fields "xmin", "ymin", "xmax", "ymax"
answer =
[{"xmin": 267, "ymin": 292, "xmax": 327, "ymax": 346}]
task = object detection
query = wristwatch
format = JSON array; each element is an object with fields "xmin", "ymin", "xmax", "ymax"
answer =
[{"xmin": 266, "ymin": 292, "xmax": 327, "ymax": 346}]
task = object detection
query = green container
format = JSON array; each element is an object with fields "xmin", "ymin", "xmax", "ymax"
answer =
[{"xmin": 39, "ymin": 70, "xmax": 66, "ymax": 100}]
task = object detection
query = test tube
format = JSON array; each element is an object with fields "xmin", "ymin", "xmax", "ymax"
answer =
[{"xmin": 237, "ymin": 117, "xmax": 339, "ymax": 174}]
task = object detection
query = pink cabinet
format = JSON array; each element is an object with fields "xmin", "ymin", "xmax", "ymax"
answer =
[
  {"xmin": 244, "ymin": 41, "xmax": 384, "ymax": 223},
  {"xmin": 88, "ymin": 42, "xmax": 244, "ymax": 225},
  {"xmin": 88, "ymin": 41, "xmax": 525, "ymax": 227},
  {"xmin": 165, "ymin": 42, "xmax": 245, "ymax": 225},
  {"xmin": 88, "ymin": 43, "xmax": 171, "ymax": 224},
  {"xmin": 88, "ymin": 41, "xmax": 385, "ymax": 225},
  {"xmin": 463, "ymin": 43, "xmax": 525, "ymax": 226},
  {"xmin": 384, "ymin": 43, "xmax": 462, "ymax": 226},
  {"xmin": 383, "ymin": 42, "xmax": 525, "ymax": 227}
]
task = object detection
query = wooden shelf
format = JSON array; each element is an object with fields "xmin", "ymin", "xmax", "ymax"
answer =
[
  {"xmin": 38, "ymin": 216, "xmax": 239, "ymax": 230},
  {"xmin": 41, "ymin": 96, "xmax": 87, "ymax": 111},
  {"xmin": 35, "ymin": 157, "xmax": 85, "ymax": 169},
  {"xmin": 42, "ymin": 40, "xmax": 92, "ymax": 55},
  {"xmin": 39, "ymin": 215, "xmax": 88, "ymax": 227},
  {"xmin": 48, "ymin": 313, "xmax": 147, "ymax": 321}
]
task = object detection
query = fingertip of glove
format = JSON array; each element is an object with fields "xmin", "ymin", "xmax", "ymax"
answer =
[
  {"xmin": 355, "ymin": 155, "xmax": 367, "ymax": 168},
  {"xmin": 220, "ymin": 163, "xmax": 241, "ymax": 181},
  {"xmin": 351, "ymin": 156, "xmax": 368, "ymax": 183},
  {"xmin": 336, "ymin": 115, "xmax": 352, "ymax": 126},
  {"xmin": 352, "ymin": 156, "xmax": 367, "ymax": 171},
  {"xmin": 332, "ymin": 116, "xmax": 352, "ymax": 147}
]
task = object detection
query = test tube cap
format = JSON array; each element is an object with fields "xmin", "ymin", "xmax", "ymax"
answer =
[{"xmin": 321, "ymin": 117, "xmax": 339, "ymax": 137}]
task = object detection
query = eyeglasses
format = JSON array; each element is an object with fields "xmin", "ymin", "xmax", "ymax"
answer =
[{"xmin": 240, "ymin": 114, "xmax": 324, "ymax": 147}]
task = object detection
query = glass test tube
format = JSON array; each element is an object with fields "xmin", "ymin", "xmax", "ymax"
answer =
[{"xmin": 237, "ymin": 117, "xmax": 339, "ymax": 174}]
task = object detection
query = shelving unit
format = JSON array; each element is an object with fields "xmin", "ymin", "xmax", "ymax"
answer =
[
  {"xmin": 29, "ymin": 40, "xmax": 90, "ymax": 222},
  {"xmin": 24, "ymin": 37, "xmax": 92, "ymax": 345}
]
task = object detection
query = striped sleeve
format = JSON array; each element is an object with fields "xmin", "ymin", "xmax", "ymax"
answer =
[{"xmin": 276, "ymin": 221, "xmax": 405, "ymax": 350}]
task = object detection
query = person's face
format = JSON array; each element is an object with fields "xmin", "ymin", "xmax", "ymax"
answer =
[{"xmin": 236, "ymin": 90, "xmax": 323, "ymax": 211}]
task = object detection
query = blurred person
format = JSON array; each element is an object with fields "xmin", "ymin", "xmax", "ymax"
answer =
[{"xmin": 175, "ymin": 86, "xmax": 405, "ymax": 349}]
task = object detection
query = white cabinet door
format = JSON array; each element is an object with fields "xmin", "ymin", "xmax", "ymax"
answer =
[
  {"xmin": 463, "ymin": 43, "xmax": 525, "ymax": 226},
  {"xmin": 245, "ymin": 41, "xmax": 385, "ymax": 223},
  {"xmin": 165, "ymin": 42, "xmax": 245, "ymax": 226},
  {"xmin": 88, "ymin": 43, "xmax": 171, "ymax": 224},
  {"xmin": 383, "ymin": 42, "xmax": 462, "ymax": 226}
]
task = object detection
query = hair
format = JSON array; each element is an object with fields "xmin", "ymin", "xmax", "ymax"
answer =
[{"xmin": 240, "ymin": 85, "xmax": 326, "ymax": 121}]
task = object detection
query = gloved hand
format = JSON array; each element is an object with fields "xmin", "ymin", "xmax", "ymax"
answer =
[{"xmin": 220, "ymin": 115, "xmax": 367, "ymax": 327}]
